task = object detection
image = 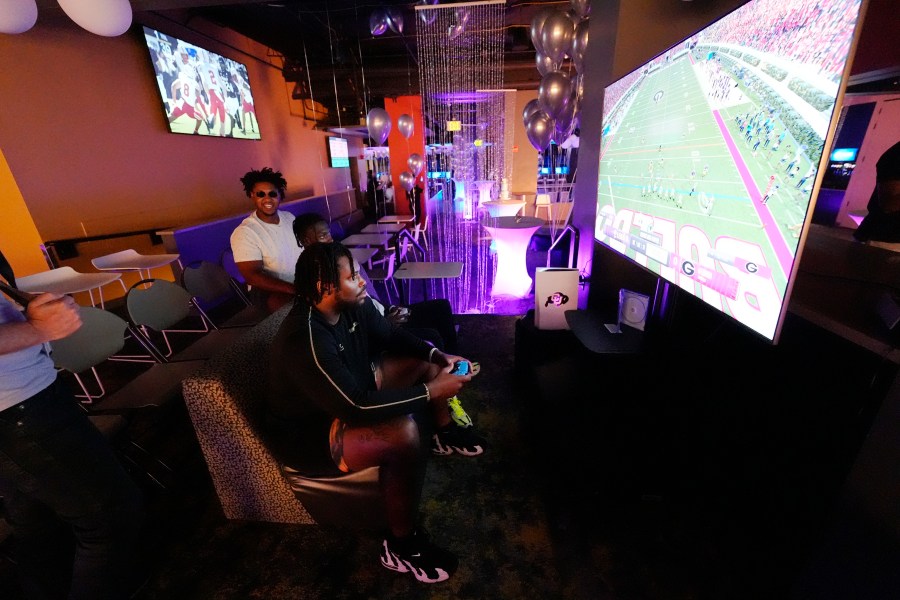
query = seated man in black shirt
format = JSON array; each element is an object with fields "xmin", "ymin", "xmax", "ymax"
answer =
[
  {"xmin": 266, "ymin": 242, "xmax": 486, "ymax": 583},
  {"xmin": 293, "ymin": 213, "xmax": 472, "ymax": 429}
]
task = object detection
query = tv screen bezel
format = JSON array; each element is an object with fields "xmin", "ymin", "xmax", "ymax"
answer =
[
  {"xmin": 592, "ymin": 0, "xmax": 868, "ymax": 344},
  {"xmin": 327, "ymin": 136, "xmax": 350, "ymax": 168},
  {"xmin": 141, "ymin": 25, "xmax": 261, "ymax": 140}
]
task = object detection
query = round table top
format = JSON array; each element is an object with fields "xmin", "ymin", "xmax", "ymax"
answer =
[{"xmin": 482, "ymin": 216, "xmax": 543, "ymax": 229}]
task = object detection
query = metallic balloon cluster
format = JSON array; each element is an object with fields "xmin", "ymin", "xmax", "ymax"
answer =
[
  {"xmin": 524, "ymin": 0, "xmax": 591, "ymax": 151},
  {"xmin": 369, "ymin": 6, "xmax": 404, "ymax": 36},
  {"xmin": 366, "ymin": 108, "xmax": 422, "ymax": 192}
]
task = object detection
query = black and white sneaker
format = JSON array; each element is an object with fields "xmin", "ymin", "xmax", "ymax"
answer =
[
  {"xmin": 431, "ymin": 423, "xmax": 486, "ymax": 456},
  {"xmin": 380, "ymin": 528, "xmax": 458, "ymax": 583}
]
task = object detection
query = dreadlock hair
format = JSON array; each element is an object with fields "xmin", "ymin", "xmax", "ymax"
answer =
[
  {"xmin": 240, "ymin": 167, "xmax": 287, "ymax": 197},
  {"xmin": 293, "ymin": 241, "xmax": 355, "ymax": 306},
  {"xmin": 292, "ymin": 212, "xmax": 327, "ymax": 246}
]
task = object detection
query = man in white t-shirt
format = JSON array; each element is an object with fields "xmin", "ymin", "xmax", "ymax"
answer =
[{"xmin": 230, "ymin": 167, "xmax": 302, "ymax": 313}]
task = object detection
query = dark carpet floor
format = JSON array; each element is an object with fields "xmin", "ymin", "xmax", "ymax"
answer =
[{"xmin": 3, "ymin": 299, "xmax": 883, "ymax": 599}]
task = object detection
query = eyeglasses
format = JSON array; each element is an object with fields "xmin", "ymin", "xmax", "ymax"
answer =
[{"xmin": 254, "ymin": 190, "xmax": 280, "ymax": 199}]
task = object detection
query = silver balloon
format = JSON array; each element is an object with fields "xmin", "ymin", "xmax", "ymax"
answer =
[
  {"xmin": 570, "ymin": 0, "xmax": 591, "ymax": 19},
  {"xmin": 366, "ymin": 107, "xmax": 391, "ymax": 145},
  {"xmin": 369, "ymin": 9, "xmax": 388, "ymax": 36},
  {"xmin": 386, "ymin": 7, "xmax": 404, "ymax": 34},
  {"xmin": 555, "ymin": 92, "xmax": 578, "ymax": 139},
  {"xmin": 572, "ymin": 18, "xmax": 590, "ymax": 73},
  {"xmin": 448, "ymin": 22, "xmax": 464, "ymax": 40},
  {"xmin": 522, "ymin": 98, "xmax": 542, "ymax": 123},
  {"xmin": 540, "ymin": 9, "xmax": 575, "ymax": 64},
  {"xmin": 418, "ymin": 0, "xmax": 438, "ymax": 25},
  {"xmin": 397, "ymin": 114, "xmax": 414, "ymax": 139},
  {"xmin": 407, "ymin": 153, "xmax": 424, "ymax": 176},
  {"xmin": 573, "ymin": 73, "xmax": 585, "ymax": 106},
  {"xmin": 535, "ymin": 52, "xmax": 556, "ymax": 77},
  {"xmin": 530, "ymin": 7, "xmax": 554, "ymax": 55},
  {"xmin": 399, "ymin": 170, "xmax": 416, "ymax": 192},
  {"xmin": 538, "ymin": 70, "xmax": 572, "ymax": 120},
  {"xmin": 455, "ymin": 7, "xmax": 470, "ymax": 28},
  {"xmin": 525, "ymin": 110, "xmax": 555, "ymax": 152}
]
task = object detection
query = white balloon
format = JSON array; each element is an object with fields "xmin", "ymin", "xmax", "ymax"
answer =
[
  {"xmin": 56, "ymin": 0, "xmax": 132, "ymax": 37},
  {"xmin": 0, "ymin": 0, "xmax": 37, "ymax": 34}
]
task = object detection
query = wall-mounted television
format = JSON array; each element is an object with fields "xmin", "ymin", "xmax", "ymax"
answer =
[
  {"xmin": 142, "ymin": 26, "xmax": 261, "ymax": 139},
  {"xmin": 593, "ymin": 0, "xmax": 866, "ymax": 343},
  {"xmin": 830, "ymin": 147, "xmax": 858, "ymax": 162},
  {"xmin": 327, "ymin": 136, "xmax": 350, "ymax": 168}
]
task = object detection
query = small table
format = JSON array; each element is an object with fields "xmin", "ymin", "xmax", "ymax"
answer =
[
  {"xmin": 361, "ymin": 223, "xmax": 408, "ymax": 234},
  {"xmin": 482, "ymin": 216, "xmax": 543, "ymax": 298},
  {"xmin": 451, "ymin": 179, "xmax": 467, "ymax": 203},
  {"xmin": 482, "ymin": 199, "xmax": 526, "ymax": 218},
  {"xmin": 91, "ymin": 249, "xmax": 181, "ymax": 283},
  {"xmin": 473, "ymin": 180, "xmax": 495, "ymax": 204},
  {"xmin": 349, "ymin": 246, "xmax": 379, "ymax": 269},
  {"xmin": 340, "ymin": 233, "xmax": 394, "ymax": 251},
  {"xmin": 378, "ymin": 214, "xmax": 416, "ymax": 225},
  {"xmin": 394, "ymin": 261, "xmax": 463, "ymax": 304},
  {"xmin": 17, "ymin": 267, "xmax": 123, "ymax": 309}
]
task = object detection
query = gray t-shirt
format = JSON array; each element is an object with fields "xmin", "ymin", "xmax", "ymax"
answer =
[{"xmin": 0, "ymin": 296, "xmax": 57, "ymax": 411}]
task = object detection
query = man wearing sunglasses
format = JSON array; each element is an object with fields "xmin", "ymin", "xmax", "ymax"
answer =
[{"xmin": 231, "ymin": 167, "xmax": 302, "ymax": 313}]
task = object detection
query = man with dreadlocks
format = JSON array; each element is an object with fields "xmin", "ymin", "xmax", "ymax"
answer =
[{"xmin": 265, "ymin": 242, "xmax": 486, "ymax": 583}]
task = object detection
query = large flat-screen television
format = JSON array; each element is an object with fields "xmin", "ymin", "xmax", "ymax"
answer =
[
  {"xmin": 593, "ymin": 0, "xmax": 867, "ymax": 343},
  {"xmin": 327, "ymin": 136, "xmax": 350, "ymax": 168},
  {"xmin": 142, "ymin": 26, "xmax": 261, "ymax": 139}
]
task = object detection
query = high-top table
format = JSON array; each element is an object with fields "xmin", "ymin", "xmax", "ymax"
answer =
[
  {"xmin": 17, "ymin": 267, "xmax": 123, "ymax": 309},
  {"xmin": 377, "ymin": 214, "xmax": 416, "ymax": 225},
  {"xmin": 481, "ymin": 216, "xmax": 543, "ymax": 298},
  {"xmin": 361, "ymin": 222, "xmax": 408, "ymax": 234},
  {"xmin": 348, "ymin": 246, "xmax": 379, "ymax": 269},
  {"xmin": 340, "ymin": 233, "xmax": 394, "ymax": 251},
  {"xmin": 393, "ymin": 261, "xmax": 463, "ymax": 304},
  {"xmin": 482, "ymin": 199, "xmax": 526, "ymax": 218},
  {"xmin": 473, "ymin": 180, "xmax": 495, "ymax": 204}
]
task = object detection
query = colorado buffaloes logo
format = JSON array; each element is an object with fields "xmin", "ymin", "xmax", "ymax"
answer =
[{"xmin": 544, "ymin": 291, "xmax": 570, "ymax": 308}]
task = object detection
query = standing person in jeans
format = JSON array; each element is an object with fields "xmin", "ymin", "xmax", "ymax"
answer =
[
  {"xmin": 0, "ymin": 255, "xmax": 144, "ymax": 599},
  {"xmin": 266, "ymin": 242, "xmax": 487, "ymax": 583},
  {"xmin": 230, "ymin": 166, "xmax": 301, "ymax": 313}
]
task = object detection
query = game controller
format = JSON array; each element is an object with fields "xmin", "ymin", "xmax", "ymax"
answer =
[{"xmin": 450, "ymin": 360, "xmax": 471, "ymax": 376}]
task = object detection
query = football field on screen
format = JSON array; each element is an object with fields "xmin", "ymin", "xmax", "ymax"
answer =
[{"xmin": 596, "ymin": 53, "xmax": 817, "ymax": 294}]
